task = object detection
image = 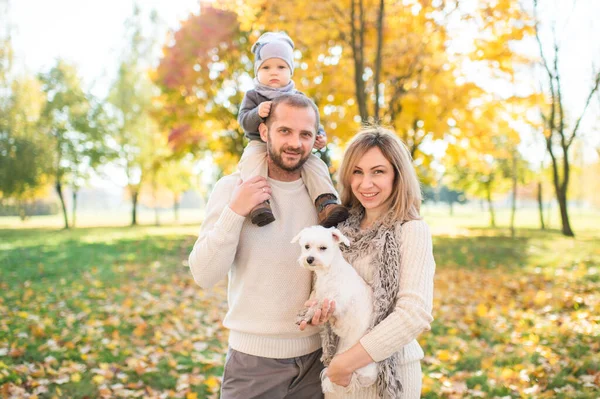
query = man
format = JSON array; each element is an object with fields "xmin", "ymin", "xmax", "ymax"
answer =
[{"xmin": 189, "ymin": 94, "xmax": 333, "ymax": 398}]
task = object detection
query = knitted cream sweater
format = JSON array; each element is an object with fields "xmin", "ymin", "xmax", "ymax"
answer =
[
  {"xmin": 188, "ymin": 172, "xmax": 322, "ymax": 359},
  {"xmin": 327, "ymin": 220, "xmax": 436, "ymax": 399}
]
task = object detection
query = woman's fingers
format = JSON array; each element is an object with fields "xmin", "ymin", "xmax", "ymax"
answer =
[
  {"xmin": 299, "ymin": 320, "xmax": 308, "ymax": 331},
  {"xmin": 311, "ymin": 309, "xmax": 322, "ymax": 325}
]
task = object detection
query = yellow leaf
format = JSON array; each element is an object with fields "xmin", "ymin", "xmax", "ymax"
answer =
[
  {"xmin": 71, "ymin": 373, "xmax": 81, "ymax": 383},
  {"xmin": 186, "ymin": 393, "xmax": 198, "ymax": 399},
  {"xmin": 476, "ymin": 303, "xmax": 488, "ymax": 317},
  {"xmin": 501, "ymin": 368, "xmax": 514, "ymax": 379},
  {"xmin": 437, "ymin": 350, "xmax": 451, "ymax": 362},
  {"xmin": 17, "ymin": 311, "xmax": 28, "ymax": 319},
  {"xmin": 534, "ymin": 291, "xmax": 547, "ymax": 306},
  {"xmin": 204, "ymin": 376, "xmax": 221, "ymax": 392},
  {"xmin": 93, "ymin": 375, "xmax": 105, "ymax": 384}
]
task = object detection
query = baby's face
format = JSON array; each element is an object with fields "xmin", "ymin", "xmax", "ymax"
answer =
[{"xmin": 257, "ymin": 58, "xmax": 291, "ymax": 88}]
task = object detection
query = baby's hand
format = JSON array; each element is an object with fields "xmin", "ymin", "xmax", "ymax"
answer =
[
  {"xmin": 314, "ymin": 133, "xmax": 327, "ymax": 150},
  {"xmin": 258, "ymin": 101, "xmax": 272, "ymax": 118}
]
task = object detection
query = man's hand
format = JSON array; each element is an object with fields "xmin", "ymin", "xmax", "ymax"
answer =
[
  {"xmin": 258, "ymin": 101, "xmax": 272, "ymax": 118},
  {"xmin": 229, "ymin": 176, "xmax": 272, "ymax": 217},
  {"xmin": 298, "ymin": 298, "xmax": 336, "ymax": 331},
  {"xmin": 314, "ymin": 133, "xmax": 327, "ymax": 150}
]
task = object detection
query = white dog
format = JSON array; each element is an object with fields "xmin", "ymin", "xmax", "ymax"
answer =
[{"xmin": 292, "ymin": 225, "xmax": 377, "ymax": 394}]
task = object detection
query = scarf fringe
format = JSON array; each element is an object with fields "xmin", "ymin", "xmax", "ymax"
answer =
[{"xmin": 321, "ymin": 208, "xmax": 404, "ymax": 398}]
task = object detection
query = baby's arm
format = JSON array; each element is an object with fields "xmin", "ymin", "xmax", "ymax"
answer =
[{"xmin": 238, "ymin": 91, "xmax": 265, "ymax": 140}]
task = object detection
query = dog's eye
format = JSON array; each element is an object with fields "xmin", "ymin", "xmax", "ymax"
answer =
[
  {"xmin": 305, "ymin": 244, "xmax": 310, "ymax": 249},
  {"xmin": 319, "ymin": 246, "xmax": 327, "ymax": 251}
]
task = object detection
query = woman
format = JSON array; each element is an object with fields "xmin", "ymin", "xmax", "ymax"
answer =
[{"xmin": 316, "ymin": 126, "xmax": 435, "ymax": 398}]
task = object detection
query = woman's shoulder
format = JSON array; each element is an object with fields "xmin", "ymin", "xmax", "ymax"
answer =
[{"xmin": 397, "ymin": 218, "xmax": 431, "ymax": 239}]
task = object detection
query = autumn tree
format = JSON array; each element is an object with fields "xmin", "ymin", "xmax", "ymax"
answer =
[
  {"xmin": 444, "ymin": 97, "xmax": 520, "ymax": 227},
  {"xmin": 153, "ymin": 6, "xmax": 246, "ymax": 173},
  {"xmin": 38, "ymin": 60, "xmax": 107, "ymax": 229},
  {"xmin": 106, "ymin": 6, "xmax": 165, "ymax": 226},
  {"xmin": 1, "ymin": 2, "xmax": 53, "ymax": 219},
  {"xmin": 0, "ymin": 76, "xmax": 52, "ymax": 219},
  {"xmin": 533, "ymin": 0, "xmax": 600, "ymax": 237},
  {"xmin": 221, "ymin": 0, "xmax": 531, "ymax": 168}
]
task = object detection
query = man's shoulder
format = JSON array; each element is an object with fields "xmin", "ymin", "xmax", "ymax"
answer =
[{"xmin": 211, "ymin": 172, "xmax": 241, "ymax": 196}]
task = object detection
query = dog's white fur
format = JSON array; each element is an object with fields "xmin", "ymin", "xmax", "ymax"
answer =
[{"xmin": 292, "ymin": 225, "xmax": 377, "ymax": 394}]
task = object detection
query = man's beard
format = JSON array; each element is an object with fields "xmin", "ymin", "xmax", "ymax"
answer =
[{"xmin": 266, "ymin": 135, "xmax": 311, "ymax": 173}]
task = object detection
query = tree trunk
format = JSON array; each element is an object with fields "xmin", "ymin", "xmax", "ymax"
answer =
[
  {"xmin": 510, "ymin": 154, "xmax": 517, "ymax": 237},
  {"xmin": 449, "ymin": 201, "xmax": 454, "ymax": 216},
  {"xmin": 153, "ymin": 189, "xmax": 159, "ymax": 227},
  {"xmin": 373, "ymin": 0, "xmax": 384, "ymax": 121},
  {"xmin": 55, "ymin": 181, "xmax": 69, "ymax": 229},
  {"xmin": 173, "ymin": 192, "xmax": 180, "ymax": 223},
  {"xmin": 537, "ymin": 182, "xmax": 545, "ymax": 230},
  {"xmin": 556, "ymin": 187, "xmax": 573, "ymax": 236},
  {"xmin": 350, "ymin": 0, "xmax": 369, "ymax": 122},
  {"xmin": 486, "ymin": 182, "xmax": 495, "ymax": 228},
  {"xmin": 72, "ymin": 190, "xmax": 77, "ymax": 228},
  {"xmin": 131, "ymin": 189, "xmax": 138, "ymax": 226}
]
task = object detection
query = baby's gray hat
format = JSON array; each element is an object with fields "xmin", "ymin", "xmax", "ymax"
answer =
[{"xmin": 251, "ymin": 32, "xmax": 295, "ymax": 76}]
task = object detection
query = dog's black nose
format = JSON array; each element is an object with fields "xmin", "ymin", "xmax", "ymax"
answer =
[{"xmin": 307, "ymin": 256, "xmax": 314, "ymax": 264}]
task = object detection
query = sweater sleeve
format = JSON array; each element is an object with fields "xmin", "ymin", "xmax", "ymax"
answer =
[
  {"xmin": 188, "ymin": 175, "xmax": 246, "ymax": 289},
  {"xmin": 238, "ymin": 91, "xmax": 265, "ymax": 141},
  {"xmin": 359, "ymin": 220, "xmax": 436, "ymax": 362}
]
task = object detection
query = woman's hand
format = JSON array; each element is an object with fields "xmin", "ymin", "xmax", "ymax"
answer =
[
  {"xmin": 298, "ymin": 298, "xmax": 336, "ymax": 331},
  {"xmin": 326, "ymin": 354, "xmax": 353, "ymax": 387}
]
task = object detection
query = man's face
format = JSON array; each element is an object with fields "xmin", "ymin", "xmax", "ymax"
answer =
[{"xmin": 259, "ymin": 104, "xmax": 316, "ymax": 173}]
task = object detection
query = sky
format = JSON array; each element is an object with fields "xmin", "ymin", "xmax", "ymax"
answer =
[
  {"xmin": 5, "ymin": 0, "xmax": 600, "ymax": 189},
  {"xmin": 9, "ymin": 0, "xmax": 200, "ymax": 96}
]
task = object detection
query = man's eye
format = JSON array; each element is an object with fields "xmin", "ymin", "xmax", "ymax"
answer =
[
  {"xmin": 319, "ymin": 246, "xmax": 327, "ymax": 251},
  {"xmin": 305, "ymin": 244, "xmax": 310, "ymax": 249}
]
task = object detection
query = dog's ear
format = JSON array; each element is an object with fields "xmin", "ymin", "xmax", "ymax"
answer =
[
  {"xmin": 330, "ymin": 228, "xmax": 350, "ymax": 247},
  {"xmin": 291, "ymin": 230, "xmax": 303, "ymax": 244}
]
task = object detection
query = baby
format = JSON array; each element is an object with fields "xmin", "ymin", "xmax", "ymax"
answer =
[{"xmin": 238, "ymin": 32, "xmax": 348, "ymax": 228}]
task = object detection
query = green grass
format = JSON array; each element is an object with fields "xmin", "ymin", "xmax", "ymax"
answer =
[{"xmin": 1, "ymin": 207, "xmax": 599, "ymax": 398}]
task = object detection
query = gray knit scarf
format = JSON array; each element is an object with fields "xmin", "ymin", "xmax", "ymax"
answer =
[
  {"xmin": 252, "ymin": 78, "xmax": 296, "ymax": 99},
  {"xmin": 320, "ymin": 207, "xmax": 404, "ymax": 398}
]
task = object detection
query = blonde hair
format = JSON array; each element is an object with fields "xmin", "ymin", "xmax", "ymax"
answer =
[{"xmin": 338, "ymin": 126, "xmax": 422, "ymax": 223}]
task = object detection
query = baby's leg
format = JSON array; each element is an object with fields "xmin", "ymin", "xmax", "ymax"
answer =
[
  {"xmin": 238, "ymin": 141, "xmax": 273, "ymax": 226},
  {"xmin": 301, "ymin": 154, "xmax": 349, "ymax": 227},
  {"xmin": 239, "ymin": 140, "xmax": 268, "ymax": 181},
  {"xmin": 300, "ymin": 154, "xmax": 337, "ymax": 202}
]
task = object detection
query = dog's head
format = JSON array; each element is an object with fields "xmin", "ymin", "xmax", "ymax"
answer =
[{"xmin": 291, "ymin": 225, "xmax": 350, "ymax": 271}]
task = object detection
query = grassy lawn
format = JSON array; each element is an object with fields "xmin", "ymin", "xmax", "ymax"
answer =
[{"xmin": 1, "ymin": 208, "xmax": 599, "ymax": 398}]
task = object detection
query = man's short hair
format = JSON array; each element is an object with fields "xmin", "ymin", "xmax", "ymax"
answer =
[{"xmin": 265, "ymin": 94, "xmax": 320, "ymax": 132}]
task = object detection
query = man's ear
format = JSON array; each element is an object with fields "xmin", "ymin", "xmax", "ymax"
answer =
[{"xmin": 259, "ymin": 122, "xmax": 268, "ymax": 142}]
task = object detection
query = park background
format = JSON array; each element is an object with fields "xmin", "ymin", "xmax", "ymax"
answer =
[{"xmin": 1, "ymin": 0, "xmax": 599, "ymax": 398}]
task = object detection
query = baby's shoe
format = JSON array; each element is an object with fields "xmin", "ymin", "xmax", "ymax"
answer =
[
  {"xmin": 250, "ymin": 200, "xmax": 275, "ymax": 226},
  {"xmin": 315, "ymin": 194, "xmax": 349, "ymax": 228}
]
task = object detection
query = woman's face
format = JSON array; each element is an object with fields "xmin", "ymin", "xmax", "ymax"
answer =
[{"xmin": 350, "ymin": 146, "xmax": 395, "ymax": 215}]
